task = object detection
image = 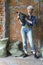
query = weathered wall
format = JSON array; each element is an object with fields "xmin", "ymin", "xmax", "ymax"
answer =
[
  {"xmin": 0, "ymin": 0, "xmax": 5, "ymax": 38},
  {"xmin": 0, "ymin": 0, "xmax": 10, "ymax": 38},
  {"xmin": 9, "ymin": 0, "xmax": 37, "ymax": 42},
  {"xmin": 0, "ymin": 0, "xmax": 43, "ymax": 47}
]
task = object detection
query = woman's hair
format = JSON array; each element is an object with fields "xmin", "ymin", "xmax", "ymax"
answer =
[{"xmin": 27, "ymin": 5, "xmax": 34, "ymax": 10}]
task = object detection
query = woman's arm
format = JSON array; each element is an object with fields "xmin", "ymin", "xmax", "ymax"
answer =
[
  {"xmin": 17, "ymin": 16, "xmax": 22, "ymax": 24},
  {"xmin": 25, "ymin": 16, "xmax": 36, "ymax": 26},
  {"xmin": 25, "ymin": 18, "xmax": 32, "ymax": 24}
]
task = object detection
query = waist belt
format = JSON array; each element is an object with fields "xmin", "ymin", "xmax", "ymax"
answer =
[
  {"xmin": 24, "ymin": 24, "xmax": 32, "ymax": 28},
  {"xmin": 24, "ymin": 24, "xmax": 30, "ymax": 28}
]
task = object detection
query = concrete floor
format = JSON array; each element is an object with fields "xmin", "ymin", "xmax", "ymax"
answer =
[{"xmin": 0, "ymin": 55, "xmax": 43, "ymax": 65}]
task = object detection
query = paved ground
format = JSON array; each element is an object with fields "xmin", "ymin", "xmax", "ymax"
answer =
[{"xmin": 0, "ymin": 55, "xmax": 43, "ymax": 65}]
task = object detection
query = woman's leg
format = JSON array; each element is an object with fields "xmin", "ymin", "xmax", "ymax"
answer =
[
  {"xmin": 27, "ymin": 29, "xmax": 35, "ymax": 52},
  {"xmin": 21, "ymin": 27, "xmax": 27, "ymax": 54}
]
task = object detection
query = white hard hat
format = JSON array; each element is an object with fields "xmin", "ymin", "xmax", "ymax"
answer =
[{"xmin": 27, "ymin": 5, "xmax": 34, "ymax": 10}]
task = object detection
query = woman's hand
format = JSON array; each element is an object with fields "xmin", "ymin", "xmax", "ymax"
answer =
[
  {"xmin": 17, "ymin": 16, "xmax": 22, "ymax": 24},
  {"xmin": 17, "ymin": 16, "xmax": 19, "ymax": 19}
]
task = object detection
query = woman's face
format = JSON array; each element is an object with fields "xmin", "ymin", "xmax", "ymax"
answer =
[{"xmin": 27, "ymin": 9, "xmax": 33, "ymax": 14}]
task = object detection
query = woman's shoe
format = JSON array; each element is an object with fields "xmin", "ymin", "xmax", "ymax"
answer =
[
  {"xmin": 23, "ymin": 53, "xmax": 29, "ymax": 58},
  {"xmin": 31, "ymin": 50, "xmax": 35, "ymax": 55}
]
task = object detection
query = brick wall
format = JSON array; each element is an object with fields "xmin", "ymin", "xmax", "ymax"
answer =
[
  {"xmin": 9, "ymin": 0, "xmax": 37, "ymax": 42},
  {"xmin": 0, "ymin": 0, "xmax": 10, "ymax": 38},
  {"xmin": 0, "ymin": 0, "xmax": 5, "ymax": 38},
  {"xmin": 9, "ymin": 0, "xmax": 43, "ymax": 47},
  {"xmin": 0, "ymin": 0, "xmax": 43, "ymax": 47}
]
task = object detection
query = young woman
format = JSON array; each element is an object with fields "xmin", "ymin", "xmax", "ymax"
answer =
[{"xmin": 17, "ymin": 5, "xmax": 36, "ymax": 57}]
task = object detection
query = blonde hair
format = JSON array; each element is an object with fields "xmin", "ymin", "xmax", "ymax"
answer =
[{"xmin": 27, "ymin": 5, "xmax": 34, "ymax": 10}]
